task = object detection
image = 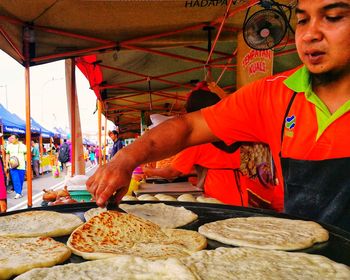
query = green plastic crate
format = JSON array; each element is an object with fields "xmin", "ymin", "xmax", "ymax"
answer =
[{"xmin": 69, "ymin": 190, "xmax": 92, "ymax": 202}]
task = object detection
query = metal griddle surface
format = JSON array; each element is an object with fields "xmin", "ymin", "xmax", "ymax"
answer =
[{"xmin": 1, "ymin": 201, "xmax": 350, "ymax": 266}]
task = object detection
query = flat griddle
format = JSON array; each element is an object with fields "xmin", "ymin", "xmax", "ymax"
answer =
[{"xmin": 1, "ymin": 201, "xmax": 349, "ymax": 266}]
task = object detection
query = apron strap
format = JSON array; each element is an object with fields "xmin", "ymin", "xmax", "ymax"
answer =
[{"xmin": 279, "ymin": 91, "xmax": 298, "ymax": 156}]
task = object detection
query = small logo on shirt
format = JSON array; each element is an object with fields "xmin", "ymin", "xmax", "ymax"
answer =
[
  {"xmin": 285, "ymin": 115, "xmax": 296, "ymax": 137},
  {"xmin": 285, "ymin": 115, "xmax": 296, "ymax": 130}
]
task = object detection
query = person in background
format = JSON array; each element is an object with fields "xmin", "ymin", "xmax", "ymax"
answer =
[
  {"xmin": 31, "ymin": 140, "xmax": 40, "ymax": 177},
  {"xmin": 0, "ymin": 133, "xmax": 7, "ymax": 212},
  {"xmin": 109, "ymin": 130, "xmax": 124, "ymax": 158},
  {"xmin": 143, "ymin": 87, "xmax": 248, "ymax": 206},
  {"xmin": 58, "ymin": 139, "xmax": 71, "ymax": 176},
  {"xmin": 107, "ymin": 144, "xmax": 113, "ymax": 162},
  {"xmin": 89, "ymin": 146, "xmax": 96, "ymax": 165},
  {"xmin": 5, "ymin": 134, "xmax": 26, "ymax": 199},
  {"xmin": 87, "ymin": 0, "xmax": 350, "ymax": 231},
  {"xmin": 95, "ymin": 145, "xmax": 100, "ymax": 165}
]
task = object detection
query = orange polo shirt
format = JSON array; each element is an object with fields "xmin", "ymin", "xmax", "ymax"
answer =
[
  {"xmin": 202, "ymin": 66, "xmax": 350, "ymax": 211},
  {"xmin": 172, "ymin": 143, "xmax": 247, "ymax": 206}
]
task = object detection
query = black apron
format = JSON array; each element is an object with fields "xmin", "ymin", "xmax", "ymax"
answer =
[{"xmin": 280, "ymin": 92, "xmax": 350, "ymax": 232}]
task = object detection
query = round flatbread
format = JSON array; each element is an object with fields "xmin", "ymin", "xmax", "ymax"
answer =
[
  {"xmin": 180, "ymin": 247, "xmax": 350, "ymax": 279},
  {"xmin": 198, "ymin": 216, "xmax": 329, "ymax": 250},
  {"xmin": 138, "ymin": 194, "xmax": 158, "ymax": 201},
  {"xmin": 154, "ymin": 194, "xmax": 176, "ymax": 201},
  {"xmin": 196, "ymin": 196, "xmax": 222, "ymax": 204},
  {"xmin": 0, "ymin": 236, "xmax": 71, "ymax": 280},
  {"xmin": 0, "ymin": 210, "xmax": 83, "ymax": 237},
  {"xmin": 177, "ymin": 194, "xmax": 197, "ymax": 202},
  {"xmin": 15, "ymin": 255, "xmax": 198, "ymax": 280},
  {"xmin": 67, "ymin": 211, "xmax": 206, "ymax": 260},
  {"xmin": 84, "ymin": 207, "xmax": 107, "ymax": 221},
  {"xmin": 119, "ymin": 203, "xmax": 198, "ymax": 228}
]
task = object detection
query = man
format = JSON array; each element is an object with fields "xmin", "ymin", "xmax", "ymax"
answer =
[
  {"xmin": 5, "ymin": 134, "xmax": 26, "ymax": 199},
  {"xmin": 31, "ymin": 140, "xmax": 40, "ymax": 177},
  {"xmin": 109, "ymin": 130, "xmax": 124, "ymax": 158},
  {"xmin": 87, "ymin": 0, "xmax": 350, "ymax": 231},
  {"xmin": 143, "ymin": 88, "xmax": 249, "ymax": 207},
  {"xmin": 58, "ymin": 139, "xmax": 71, "ymax": 176}
]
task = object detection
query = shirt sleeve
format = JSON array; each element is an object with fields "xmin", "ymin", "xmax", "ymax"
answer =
[{"xmin": 201, "ymin": 78, "xmax": 271, "ymax": 145}]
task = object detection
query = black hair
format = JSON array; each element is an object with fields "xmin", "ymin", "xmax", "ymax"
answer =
[
  {"xmin": 12, "ymin": 134, "xmax": 19, "ymax": 139},
  {"xmin": 111, "ymin": 130, "xmax": 119, "ymax": 136},
  {"xmin": 185, "ymin": 89, "xmax": 221, "ymax": 113}
]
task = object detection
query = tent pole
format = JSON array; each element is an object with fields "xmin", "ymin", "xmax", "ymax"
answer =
[
  {"xmin": 39, "ymin": 134, "xmax": 43, "ymax": 158},
  {"xmin": 23, "ymin": 25, "xmax": 33, "ymax": 208},
  {"xmin": 24, "ymin": 59, "xmax": 32, "ymax": 208},
  {"xmin": 98, "ymin": 100, "xmax": 102, "ymax": 166},
  {"xmin": 104, "ymin": 111, "xmax": 107, "ymax": 165},
  {"xmin": 70, "ymin": 59, "xmax": 76, "ymax": 177}
]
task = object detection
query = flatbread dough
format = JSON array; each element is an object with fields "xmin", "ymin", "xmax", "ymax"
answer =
[
  {"xmin": 198, "ymin": 216, "xmax": 329, "ymax": 250},
  {"xmin": 15, "ymin": 255, "xmax": 198, "ymax": 280},
  {"xmin": 0, "ymin": 210, "xmax": 83, "ymax": 237},
  {"xmin": 67, "ymin": 211, "xmax": 206, "ymax": 260},
  {"xmin": 177, "ymin": 194, "xmax": 197, "ymax": 202},
  {"xmin": 14, "ymin": 247, "xmax": 350, "ymax": 280},
  {"xmin": 180, "ymin": 247, "xmax": 350, "ymax": 280},
  {"xmin": 154, "ymin": 194, "xmax": 177, "ymax": 201},
  {"xmin": 138, "ymin": 194, "xmax": 159, "ymax": 201},
  {"xmin": 121, "ymin": 195, "xmax": 138, "ymax": 201},
  {"xmin": 196, "ymin": 196, "xmax": 222, "ymax": 204},
  {"xmin": 119, "ymin": 203, "xmax": 198, "ymax": 228},
  {"xmin": 84, "ymin": 207, "xmax": 107, "ymax": 221},
  {"xmin": 0, "ymin": 236, "xmax": 71, "ymax": 280}
]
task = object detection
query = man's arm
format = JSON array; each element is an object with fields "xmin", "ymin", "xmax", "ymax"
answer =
[
  {"xmin": 143, "ymin": 165, "xmax": 182, "ymax": 179},
  {"xmin": 87, "ymin": 111, "xmax": 218, "ymax": 206}
]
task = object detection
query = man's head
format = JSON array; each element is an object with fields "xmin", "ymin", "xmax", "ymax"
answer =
[
  {"xmin": 31, "ymin": 140, "xmax": 37, "ymax": 147},
  {"xmin": 295, "ymin": 0, "xmax": 350, "ymax": 78},
  {"xmin": 185, "ymin": 89, "xmax": 221, "ymax": 113},
  {"xmin": 10, "ymin": 134, "xmax": 19, "ymax": 144},
  {"xmin": 109, "ymin": 130, "xmax": 119, "ymax": 141}
]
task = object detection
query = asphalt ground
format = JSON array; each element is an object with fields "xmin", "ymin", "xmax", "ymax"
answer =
[{"xmin": 7, "ymin": 162, "xmax": 98, "ymax": 211}]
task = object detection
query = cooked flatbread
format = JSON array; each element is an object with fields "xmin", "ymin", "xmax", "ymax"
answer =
[
  {"xmin": 0, "ymin": 236, "xmax": 71, "ymax": 280},
  {"xmin": 84, "ymin": 207, "xmax": 107, "ymax": 221},
  {"xmin": 121, "ymin": 194, "xmax": 138, "ymax": 201},
  {"xmin": 138, "ymin": 194, "xmax": 159, "ymax": 201},
  {"xmin": 154, "ymin": 194, "xmax": 177, "ymax": 201},
  {"xmin": 119, "ymin": 203, "xmax": 198, "ymax": 228},
  {"xmin": 0, "ymin": 210, "xmax": 83, "ymax": 237},
  {"xmin": 181, "ymin": 247, "xmax": 350, "ymax": 279},
  {"xmin": 177, "ymin": 194, "xmax": 197, "ymax": 202},
  {"xmin": 196, "ymin": 196, "xmax": 222, "ymax": 204},
  {"xmin": 67, "ymin": 211, "xmax": 206, "ymax": 260},
  {"xmin": 198, "ymin": 216, "xmax": 329, "ymax": 250},
  {"xmin": 15, "ymin": 255, "xmax": 198, "ymax": 280}
]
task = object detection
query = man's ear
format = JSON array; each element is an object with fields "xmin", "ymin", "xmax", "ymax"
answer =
[{"xmin": 211, "ymin": 141, "xmax": 243, "ymax": 154}]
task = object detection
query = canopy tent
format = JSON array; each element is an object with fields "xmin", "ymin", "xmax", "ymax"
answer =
[
  {"xmin": 30, "ymin": 117, "xmax": 54, "ymax": 138},
  {"xmin": 0, "ymin": 104, "xmax": 54, "ymax": 137},
  {"xmin": 52, "ymin": 126, "xmax": 69, "ymax": 139},
  {"xmin": 83, "ymin": 137, "xmax": 96, "ymax": 146},
  {"xmin": 0, "ymin": 104, "xmax": 26, "ymax": 134},
  {"xmin": 0, "ymin": 0, "xmax": 301, "ymax": 207},
  {"xmin": 0, "ymin": 0, "xmax": 300, "ymax": 134}
]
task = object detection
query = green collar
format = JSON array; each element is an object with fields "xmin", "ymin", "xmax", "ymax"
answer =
[{"xmin": 283, "ymin": 66, "xmax": 350, "ymax": 139}]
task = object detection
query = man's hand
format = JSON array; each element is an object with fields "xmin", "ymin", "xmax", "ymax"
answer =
[
  {"xmin": 87, "ymin": 111, "xmax": 217, "ymax": 206},
  {"xmin": 0, "ymin": 200, "xmax": 7, "ymax": 213},
  {"xmin": 86, "ymin": 158, "xmax": 132, "ymax": 207}
]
